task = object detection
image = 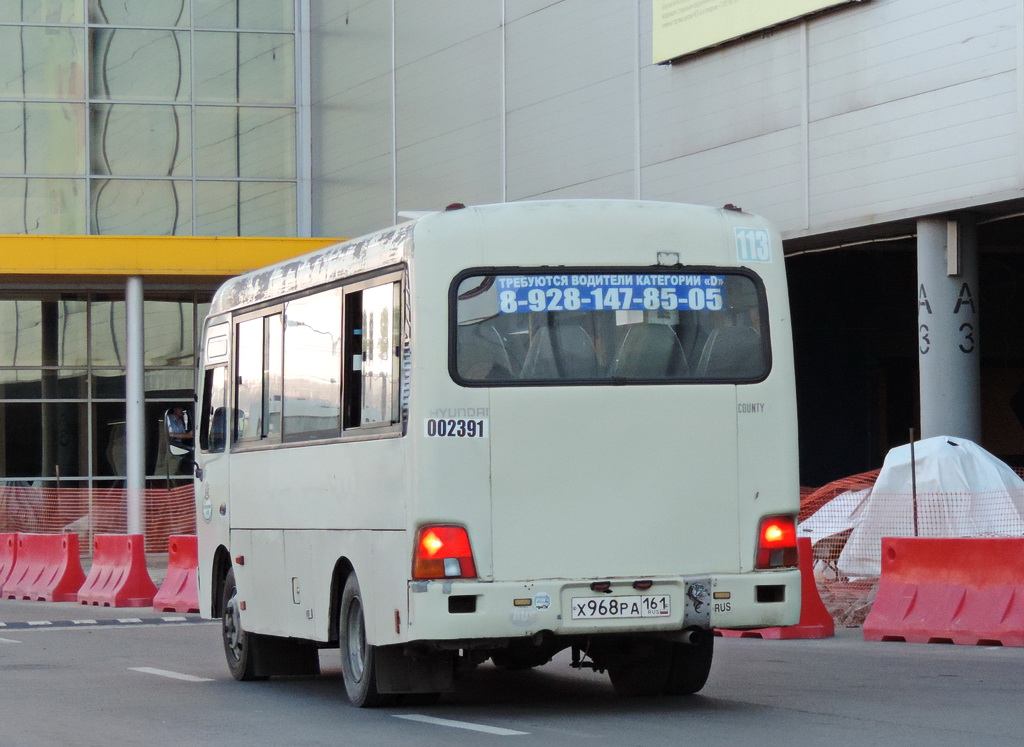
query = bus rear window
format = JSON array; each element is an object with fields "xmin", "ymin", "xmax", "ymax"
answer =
[{"xmin": 451, "ymin": 269, "xmax": 769, "ymax": 385}]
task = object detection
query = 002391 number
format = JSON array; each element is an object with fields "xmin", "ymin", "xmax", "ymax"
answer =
[{"xmin": 424, "ymin": 418, "xmax": 489, "ymax": 438}]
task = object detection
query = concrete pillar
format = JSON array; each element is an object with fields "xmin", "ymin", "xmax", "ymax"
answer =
[
  {"xmin": 917, "ymin": 215, "xmax": 981, "ymax": 441},
  {"xmin": 125, "ymin": 276, "xmax": 145, "ymax": 535}
]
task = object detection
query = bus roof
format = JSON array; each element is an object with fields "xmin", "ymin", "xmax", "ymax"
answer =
[
  {"xmin": 207, "ymin": 200, "xmax": 768, "ymax": 318},
  {"xmin": 208, "ymin": 222, "xmax": 415, "ymax": 317}
]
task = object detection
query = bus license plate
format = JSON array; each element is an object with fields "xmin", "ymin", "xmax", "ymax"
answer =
[{"xmin": 570, "ymin": 595, "xmax": 671, "ymax": 620}]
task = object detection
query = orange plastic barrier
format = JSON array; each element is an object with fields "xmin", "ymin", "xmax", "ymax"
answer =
[
  {"xmin": 77, "ymin": 534, "xmax": 158, "ymax": 607},
  {"xmin": 863, "ymin": 537, "xmax": 1024, "ymax": 646},
  {"xmin": 716, "ymin": 536, "xmax": 835, "ymax": 640},
  {"xmin": 4, "ymin": 533, "xmax": 86, "ymax": 602},
  {"xmin": 153, "ymin": 534, "xmax": 199, "ymax": 613},
  {"xmin": 0, "ymin": 532, "xmax": 17, "ymax": 594}
]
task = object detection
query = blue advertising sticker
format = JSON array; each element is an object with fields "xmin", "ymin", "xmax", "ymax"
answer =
[{"xmin": 495, "ymin": 274, "xmax": 725, "ymax": 314}]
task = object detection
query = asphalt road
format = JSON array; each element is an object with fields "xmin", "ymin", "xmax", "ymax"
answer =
[{"xmin": 0, "ymin": 599, "xmax": 1020, "ymax": 746}]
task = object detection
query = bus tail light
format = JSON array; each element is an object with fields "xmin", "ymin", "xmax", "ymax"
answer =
[
  {"xmin": 755, "ymin": 515, "xmax": 798, "ymax": 569},
  {"xmin": 413, "ymin": 525, "xmax": 477, "ymax": 579}
]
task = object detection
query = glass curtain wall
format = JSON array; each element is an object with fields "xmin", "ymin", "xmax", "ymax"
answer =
[
  {"xmin": 0, "ymin": 0, "xmax": 297, "ymax": 236},
  {"xmin": 0, "ymin": 292, "xmax": 209, "ymax": 490}
]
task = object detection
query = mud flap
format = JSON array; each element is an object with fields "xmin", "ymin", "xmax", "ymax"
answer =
[
  {"xmin": 374, "ymin": 646, "xmax": 457, "ymax": 694},
  {"xmin": 252, "ymin": 634, "xmax": 322, "ymax": 677}
]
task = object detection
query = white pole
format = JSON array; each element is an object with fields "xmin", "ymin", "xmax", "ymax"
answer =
[
  {"xmin": 126, "ymin": 276, "xmax": 146, "ymax": 536},
  {"xmin": 917, "ymin": 216, "xmax": 981, "ymax": 441}
]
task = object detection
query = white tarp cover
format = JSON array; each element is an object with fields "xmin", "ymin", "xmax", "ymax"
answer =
[
  {"xmin": 822, "ymin": 437, "xmax": 1024, "ymax": 578},
  {"xmin": 798, "ymin": 488, "xmax": 868, "ymax": 546}
]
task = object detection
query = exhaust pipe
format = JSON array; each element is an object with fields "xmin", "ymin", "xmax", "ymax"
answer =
[{"xmin": 679, "ymin": 627, "xmax": 705, "ymax": 646}]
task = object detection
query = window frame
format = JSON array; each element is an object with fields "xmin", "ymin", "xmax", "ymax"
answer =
[
  {"xmin": 448, "ymin": 265, "xmax": 773, "ymax": 388},
  {"xmin": 341, "ymin": 270, "xmax": 405, "ymax": 435},
  {"xmin": 227, "ymin": 266, "xmax": 407, "ymax": 452},
  {"xmin": 281, "ymin": 285, "xmax": 343, "ymax": 443},
  {"xmin": 199, "ymin": 364, "xmax": 227, "ymax": 454},
  {"xmin": 232, "ymin": 308, "xmax": 283, "ymax": 446}
]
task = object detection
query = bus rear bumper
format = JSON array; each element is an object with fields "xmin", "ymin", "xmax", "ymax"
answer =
[{"xmin": 403, "ymin": 570, "xmax": 801, "ymax": 644}]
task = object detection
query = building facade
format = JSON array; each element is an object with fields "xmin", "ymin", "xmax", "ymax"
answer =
[
  {"xmin": 3, "ymin": 0, "xmax": 1024, "ymax": 492},
  {"xmin": 0, "ymin": 1, "xmax": 310, "ymax": 509},
  {"xmin": 1, "ymin": 0, "xmax": 300, "ymax": 236},
  {"xmin": 309, "ymin": 0, "xmax": 1024, "ymax": 485}
]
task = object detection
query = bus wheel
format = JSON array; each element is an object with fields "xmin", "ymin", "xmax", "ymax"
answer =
[
  {"xmin": 339, "ymin": 573, "xmax": 392, "ymax": 707},
  {"xmin": 606, "ymin": 639, "xmax": 672, "ymax": 697},
  {"xmin": 662, "ymin": 633, "xmax": 714, "ymax": 695},
  {"xmin": 221, "ymin": 568, "xmax": 266, "ymax": 681}
]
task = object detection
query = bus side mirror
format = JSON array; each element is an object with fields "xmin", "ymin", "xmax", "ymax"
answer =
[{"xmin": 164, "ymin": 407, "xmax": 195, "ymax": 456}]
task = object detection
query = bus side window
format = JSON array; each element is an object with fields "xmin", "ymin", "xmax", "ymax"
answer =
[
  {"xmin": 344, "ymin": 281, "xmax": 402, "ymax": 428},
  {"xmin": 343, "ymin": 291, "xmax": 363, "ymax": 429},
  {"xmin": 265, "ymin": 314, "xmax": 283, "ymax": 436},
  {"xmin": 236, "ymin": 317, "xmax": 264, "ymax": 440},
  {"xmin": 283, "ymin": 287, "xmax": 343, "ymax": 440},
  {"xmin": 200, "ymin": 366, "xmax": 227, "ymax": 453},
  {"xmin": 235, "ymin": 313, "xmax": 283, "ymax": 442}
]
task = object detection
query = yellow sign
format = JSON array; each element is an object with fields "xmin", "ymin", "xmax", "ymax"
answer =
[
  {"xmin": 0, "ymin": 235, "xmax": 341, "ymax": 277},
  {"xmin": 653, "ymin": 0, "xmax": 863, "ymax": 63}
]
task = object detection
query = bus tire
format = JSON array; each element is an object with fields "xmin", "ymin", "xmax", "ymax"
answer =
[
  {"xmin": 221, "ymin": 568, "xmax": 267, "ymax": 681},
  {"xmin": 662, "ymin": 634, "xmax": 714, "ymax": 696},
  {"xmin": 607, "ymin": 638, "xmax": 672, "ymax": 697},
  {"xmin": 339, "ymin": 573, "xmax": 392, "ymax": 707}
]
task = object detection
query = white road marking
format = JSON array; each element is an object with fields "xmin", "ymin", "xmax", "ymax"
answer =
[
  {"xmin": 129, "ymin": 667, "xmax": 213, "ymax": 682},
  {"xmin": 27, "ymin": 620, "xmax": 52, "ymax": 626},
  {"xmin": 393, "ymin": 714, "xmax": 528, "ymax": 736},
  {"xmin": 0, "ymin": 637, "xmax": 21, "ymax": 643},
  {"xmin": 1, "ymin": 620, "xmax": 217, "ymax": 633},
  {"xmin": 72, "ymin": 619, "xmax": 99, "ymax": 625}
]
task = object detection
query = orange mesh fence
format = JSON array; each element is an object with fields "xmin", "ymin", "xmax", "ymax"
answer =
[
  {"xmin": 6, "ymin": 466, "xmax": 1022, "ymax": 624},
  {"xmin": 799, "ymin": 470, "xmax": 880, "ymax": 523},
  {"xmin": 0, "ymin": 484, "xmax": 195, "ymax": 554},
  {"xmin": 799, "ymin": 468, "xmax": 1024, "ymax": 627}
]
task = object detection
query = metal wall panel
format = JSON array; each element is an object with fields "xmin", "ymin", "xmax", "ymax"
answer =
[
  {"xmin": 314, "ymin": 76, "xmax": 393, "ymax": 175},
  {"xmin": 506, "ymin": 72, "xmax": 636, "ymax": 200},
  {"xmin": 316, "ymin": 154, "xmax": 395, "ymax": 239},
  {"xmin": 310, "ymin": 0, "xmax": 394, "ymax": 235},
  {"xmin": 394, "ymin": 5, "xmax": 504, "ymax": 212},
  {"xmin": 311, "ymin": 0, "xmax": 393, "ymax": 89},
  {"xmin": 505, "ymin": 0, "xmax": 634, "ymax": 108},
  {"xmin": 527, "ymin": 170, "xmax": 637, "ymax": 200},
  {"xmin": 643, "ymin": 128, "xmax": 807, "ymax": 230},
  {"xmin": 308, "ymin": 0, "xmax": 1024, "ymax": 241},
  {"xmin": 504, "ymin": 0, "xmax": 562, "ymax": 22},
  {"xmin": 804, "ymin": 0, "xmax": 1020, "ymax": 231},
  {"xmin": 641, "ymin": 29, "xmax": 804, "ymax": 167},
  {"xmin": 394, "ymin": 0, "xmax": 499, "ymax": 67},
  {"xmin": 810, "ymin": 73, "xmax": 1019, "ymax": 226},
  {"xmin": 505, "ymin": 0, "xmax": 636, "ymax": 199},
  {"xmin": 808, "ymin": 0, "xmax": 1016, "ymax": 120}
]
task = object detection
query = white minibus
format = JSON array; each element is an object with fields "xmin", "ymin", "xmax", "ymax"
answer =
[{"xmin": 189, "ymin": 200, "xmax": 801, "ymax": 706}]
